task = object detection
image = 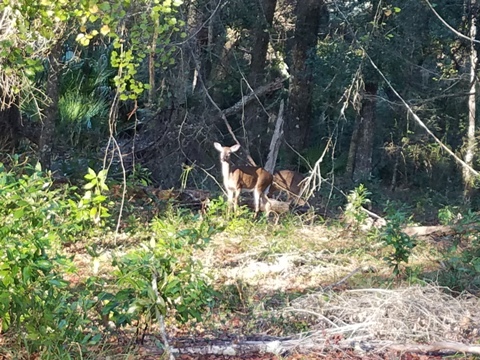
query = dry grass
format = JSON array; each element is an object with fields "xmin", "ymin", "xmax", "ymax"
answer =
[
  {"xmin": 192, "ymin": 218, "xmax": 477, "ymax": 342},
  {"xmin": 289, "ymin": 285, "xmax": 480, "ymax": 343}
]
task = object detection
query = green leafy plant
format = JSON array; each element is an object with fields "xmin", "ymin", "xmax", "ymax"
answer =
[
  {"xmin": 129, "ymin": 163, "xmax": 154, "ymax": 186},
  {"xmin": 109, "ymin": 216, "xmax": 216, "ymax": 334},
  {"xmin": 74, "ymin": 168, "xmax": 110, "ymax": 226},
  {"xmin": 0, "ymin": 161, "xmax": 101, "ymax": 355},
  {"xmin": 380, "ymin": 205, "xmax": 416, "ymax": 275},
  {"xmin": 435, "ymin": 211, "xmax": 480, "ymax": 292},
  {"xmin": 438, "ymin": 205, "xmax": 461, "ymax": 225},
  {"xmin": 345, "ymin": 184, "xmax": 371, "ymax": 229}
]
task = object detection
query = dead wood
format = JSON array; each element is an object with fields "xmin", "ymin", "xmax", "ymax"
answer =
[
  {"xmin": 264, "ymin": 99, "xmax": 285, "ymax": 174},
  {"xmin": 169, "ymin": 338, "xmax": 480, "ymax": 357},
  {"xmin": 222, "ymin": 78, "xmax": 284, "ymax": 119},
  {"xmin": 402, "ymin": 225, "xmax": 455, "ymax": 237},
  {"xmin": 387, "ymin": 341, "xmax": 480, "ymax": 355},
  {"xmin": 204, "ymin": 77, "xmax": 283, "ymax": 168},
  {"xmin": 402, "ymin": 223, "xmax": 480, "ymax": 237}
]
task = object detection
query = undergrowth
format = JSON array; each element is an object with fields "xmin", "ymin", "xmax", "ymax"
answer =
[{"xmin": 1, "ymin": 161, "xmax": 480, "ymax": 358}]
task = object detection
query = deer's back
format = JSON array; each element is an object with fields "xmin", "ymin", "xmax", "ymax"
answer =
[{"xmin": 229, "ymin": 166, "xmax": 273, "ymax": 191}]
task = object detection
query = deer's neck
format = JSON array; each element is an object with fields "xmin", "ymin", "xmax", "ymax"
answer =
[{"xmin": 221, "ymin": 160, "xmax": 233, "ymax": 185}]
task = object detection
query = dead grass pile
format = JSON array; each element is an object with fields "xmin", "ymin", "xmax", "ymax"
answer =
[{"xmin": 285, "ymin": 284, "xmax": 480, "ymax": 344}]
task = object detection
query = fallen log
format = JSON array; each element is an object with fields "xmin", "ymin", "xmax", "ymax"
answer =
[
  {"xmin": 402, "ymin": 225, "xmax": 455, "ymax": 237},
  {"xmin": 402, "ymin": 223, "xmax": 480, "ymax": 237},
  {"xmin": 387, "ymin": 341, "xmax": 480, "ymax": 356},
  {"xmin": 168, "ymin": 338, "xmax": 480, "ymax": 357}
]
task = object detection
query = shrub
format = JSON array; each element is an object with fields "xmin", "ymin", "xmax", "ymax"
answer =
[{"xmin": 0, "ymin": 161, "xmax": 101, "ymax": 354}]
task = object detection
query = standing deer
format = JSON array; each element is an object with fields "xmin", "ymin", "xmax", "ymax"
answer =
[
  {"xmin": 269, "ymin": 170, "xmax": 306, "ymax": 205},
  {"xmin": 214, "ymin": 142, "xmax": 273, "ymax": 216}
]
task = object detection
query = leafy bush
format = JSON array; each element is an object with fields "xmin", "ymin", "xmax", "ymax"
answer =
[
  {"xmin": 345, "ymin": 184, "xmax": 371, "ymax": 229},
  {"xmin": 109, "ymin": 216, "xmax": 216, "ymax": 331},
  {"xmin": 0, "ymin": 160, "xmax": 218, "ymax": 356},
  {"xmin": 380, "ymin": 204, "xmax": 416, "ymax": 275},
  {"xmin": 0, "ymin": 161, "xmax": 101, "ymax": 354},
  {"xmin": 435, "ymin": 211, "xmax": 480, "ymax": 292}
]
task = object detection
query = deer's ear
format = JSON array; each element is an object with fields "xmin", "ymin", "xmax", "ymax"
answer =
[
  {"xmin": 231, "ymin": 144, "xmax": 241, "ymax": 152},
  {"xmin": 214, "ymin": 142, "xmax": 223, "ymax": 152}
]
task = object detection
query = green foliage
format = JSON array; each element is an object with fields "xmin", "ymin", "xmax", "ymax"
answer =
[
  {"xmin": 55, "ymin": 55, "xmax": 112, "ymax": 148},
  {"xmin": 58, "ymin": 91, "xmax": 109, "ymax": 146},
  {"xmin": 129, "ymin": 164, "xmax": 154, "ymax": 186},
  {"xmin": 0, "ymin": 161, "xmax": 220, "ymax": 356},
  {"xmin": 380, "ymin": 204, "xmax": 417, "ymax": 276},
  {"xmin": 0, "ymin": 160, "xmax": 102, "ymax": 355},
  {"xmin": 438, "ymin": 205, "xmax": 461, "ymax": 225},
  {"xmin": 434, "ymin": 211, "xmax": 480, "ymax": 292},
  {"xmin": 78, "ymin": 168, "xmax": 110, "ymax": 225},
  {"xmin": 111, "ymin": 217, "xmax": 216, "ymax": 327},
  {"xmin": 345, "ymin": 184, "xmax": 371, "ymax": 229}
]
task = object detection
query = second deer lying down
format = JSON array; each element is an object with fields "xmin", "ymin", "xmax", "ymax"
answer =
[
  {"xmin": 214, "ymin": 142, "xmax": 273, "ymax": 217},
  {"xmin": 269, "ymin": 170, "xmax": 306, "ymax": 205}
]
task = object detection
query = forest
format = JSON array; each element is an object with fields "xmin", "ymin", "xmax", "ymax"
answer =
[{"xmin": 2, "ymin": 0, "xmax": 480, "ymax": 359}]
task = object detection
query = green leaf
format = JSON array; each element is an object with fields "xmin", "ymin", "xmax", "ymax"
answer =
[
  {"xmin": 90, "ymin": 207, "xmax": 98, "ymax": 217},
  {"xmin": 84, "ymin": 182, "xmax": 96, "ymax": 190},
  {"xmin": 13, "ymin": 208, "xmax": 24, "ymax": 219}
]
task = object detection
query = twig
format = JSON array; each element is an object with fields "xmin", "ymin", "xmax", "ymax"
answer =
[{"xmin": 323, "ymin": 267, "xmax": 362, "ymax": 291}]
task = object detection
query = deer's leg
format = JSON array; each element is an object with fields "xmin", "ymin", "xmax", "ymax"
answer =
[
  {"xmin": 227, "ymin": 189, "xmax": 234, "ymax": 215},
  {"xmin": 262, "ymin": 193, "xmax": 271, "ymax": 217},
  {"xmin": 253, "ymin": 189, "xmax": 261, "ymax": 217},
  {"xmin": 233, "ymin": 189, "xmax": 240, "ymax": 214}
]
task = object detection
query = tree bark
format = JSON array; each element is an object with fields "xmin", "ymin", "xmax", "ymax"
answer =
[
  {"xmin": 39, "ymin": 42, "xmax": 62, "ymax": 169},
  {"xmin": 284, "ymin": 0, "xmax": 326, "ymax": 163},
  {"xmin": 0, "ymin": 94, "xmax": 21, "ymax": 154},
  {"xmin": 248, "ymin": 0, "xmax": 277, "ymax": 86},
  {"xmin": 346, "ymin": 82, "xmax": 378, "ymax": 182},
  {"xmin": 462, "ymin": 0, "xmax": 477, "ymax": 199},
  {"xmin": 244, "ymin": 0, "xmax": 277, "ymax": 159}
]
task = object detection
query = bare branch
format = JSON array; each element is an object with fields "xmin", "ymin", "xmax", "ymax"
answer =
[{"xmin": 424, "ymin": 0, "xmax": 480, "ymax": 44}]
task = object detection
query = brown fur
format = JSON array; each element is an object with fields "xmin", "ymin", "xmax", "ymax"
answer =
[{"xmin": 269, "ymin": 170, "xmax": 306, "ymax": 205}]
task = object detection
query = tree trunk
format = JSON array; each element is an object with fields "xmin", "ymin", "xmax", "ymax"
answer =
[
  {"xmin": 0, "ymin": 94, "xmax": 21, "ymax": 154},
  {"xmin": 285, "ymin": 0, "xmax": 326, "ymax": 163},
  {"xmin": 39, "ymin": 42, "xmax": 62, "ymax": 169},
  {"xmin": 347, "ymin": 82, "xmax": 378, "ymax": 182},
  {"xmin": 188, "ymin": 0, "xmax": 220, "ymax": 86},
  {"xmin": 463, "ymin": 0, "xmax": 477, "ymax": 199},
  {"xmin": 248, "ymin": 0, "xmax": 277, "ymax": 87},
  {"xmin": 245, "ymin": 0, "xmax": 277, "ymax": 160}
]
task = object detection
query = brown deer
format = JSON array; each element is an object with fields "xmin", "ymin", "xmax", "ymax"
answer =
[
  {"xmin": 214, "ymin": 142, "xmax": 273, "ymax": 216},
  {"xmin": 269, "ymin": 170, "xmax": 306, "ymax": 205}
]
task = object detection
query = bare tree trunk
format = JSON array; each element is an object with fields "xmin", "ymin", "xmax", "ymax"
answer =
[
  {"xmin": 285, "ymin": 0, "xmax": 326, "ymax": 163},
  {"xmin": 463, "ymin": 0, "xmax": 477, "ymax": 199},
  {"xmin": 346, "ymin": 82, "xmax": 378, "ymax": 182},
  {"xmin": 39, "ymin": 42, "xmax": 62, "ymax": 169}
]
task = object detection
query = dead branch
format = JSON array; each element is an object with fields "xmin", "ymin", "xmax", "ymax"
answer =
[
  {"xmin": 222, "ymin": 78, "xmax": 284, "ymax": 118},
  {"xmin": 265, "ymin": 99, "xmax": 285, "ymax": 174},
  {"xmin": 387, "ymin": 341, "xmax": 480, "ymax": 355}
]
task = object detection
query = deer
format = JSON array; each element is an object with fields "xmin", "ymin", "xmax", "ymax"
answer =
[
  {"xmin": 214, "ymin": 142, "xmax": 273, "ymax": 217},
  {"xmin": 269, "ymin": 169, "xmax": 307, "ymax": 206}
]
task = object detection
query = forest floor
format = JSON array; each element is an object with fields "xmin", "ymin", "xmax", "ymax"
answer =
[{"xmin": 65, "ymin": 208, "xmax": 480, "ymax": 360}]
